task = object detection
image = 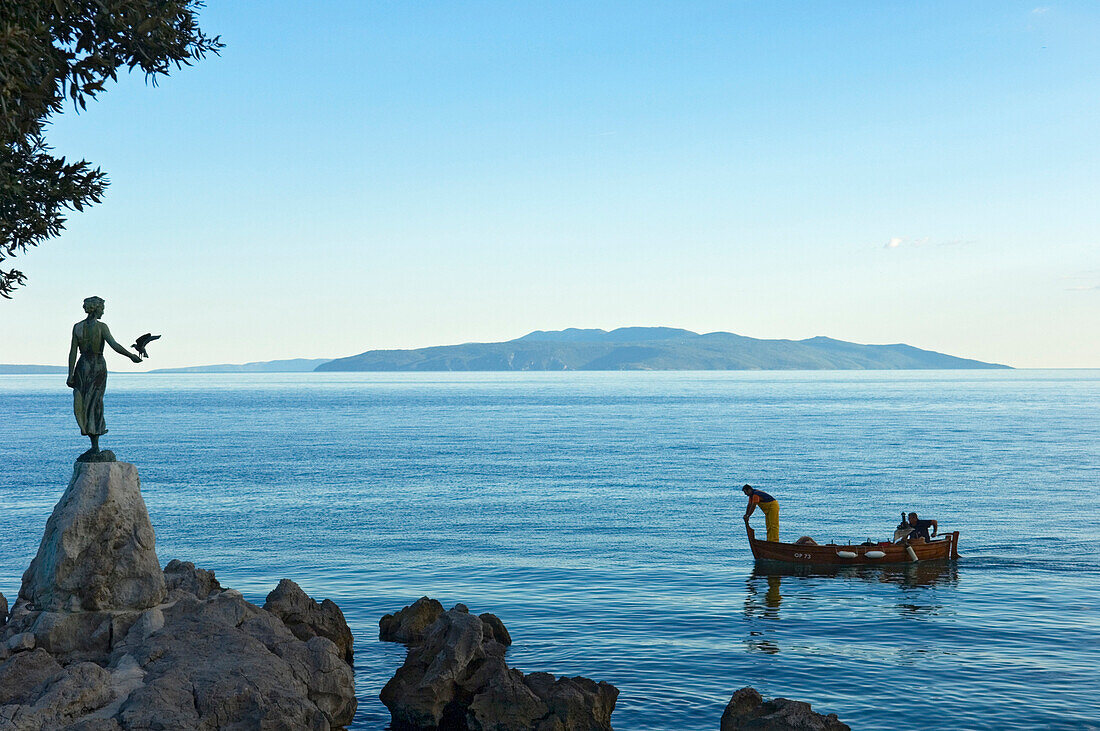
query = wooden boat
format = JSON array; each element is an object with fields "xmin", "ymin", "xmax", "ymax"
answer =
[{"xmin": 747, "ymin": 524, "xmax": 960, "ymax": 565}]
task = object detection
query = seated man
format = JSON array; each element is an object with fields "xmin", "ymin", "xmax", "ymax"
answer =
[{"xmin": 906, "ymin": 512, "xmax": 938, "ymax": 543}]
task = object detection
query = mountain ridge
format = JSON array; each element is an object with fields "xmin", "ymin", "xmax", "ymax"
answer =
[{"xmin": 317, "ymin": 327, "xmax": 1009, "ymax": 371}]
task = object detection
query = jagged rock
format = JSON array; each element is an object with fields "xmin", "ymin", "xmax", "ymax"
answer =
[
  {"xmin": 0, "ymin": 592, "xmax": 7, "ymax": 627},
  {"xmin": 5, "ymin": 632, "xmax": 34, "ymax": 653},
  {"xmin": 721, "ymin": 687, "xmax": 850, "ymax": 731},
  {"xmin": 67, "ymin": 720, "xmax": 122, "ymax": 731},
  {"xmin": 520, "ymin": 673, "xmax": 618, "ymax": 731},
  {"xmin": 163, "ymin": 559, "xmax": 222, "ymax": 600},
  {"xmin": 76, "ymin": 450, "xmax": 116, "ymax": 463},
  {"xmin": 379, "ymin": 596, "xmax": 444, "ymax": 644},
  {"xmin": 0, "ymin": 584, "xmax": 357, "ymax": 730},
  {"xmin": 110, "ymin": 588, "xmax": 356, "ymax": 729},
  {"xmin": 478, "ymin": 612, "xmax": 512, "ymax": 647},
  {"xmin": 467, "ymin": 665, "xmax": 548, "ymax": 729},
  {"xmin": 264, "ymin": 578, "xmax": 354, "ymax": 665},
  {"xmin": 19, "ymin": 462, "xmax": 166, "ymax": 612},
  {"xmin": 0, "ymin": 603, "xmax": 141, "ymax": 666},
  {"xmin": 0, "ymin": 661, "xmax": 113, "ymax": 731},
  {"xmin": 381, "ymin": 608, "xmax": 496, "ymax": 727},
  {"xmin": 380, "ymin": 603, "xmax": 617, "ymax": 730},
  {"xmin": 0, "ymin": 648, "xmax": 63, "ymax": 704}
]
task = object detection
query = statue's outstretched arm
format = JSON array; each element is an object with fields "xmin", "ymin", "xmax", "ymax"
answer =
[{"xmin": 103, "ymin": 324, "xmax": 143, "ymax": 363}]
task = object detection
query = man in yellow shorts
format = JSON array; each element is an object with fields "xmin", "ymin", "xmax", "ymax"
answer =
[{"xmin": 742, "ymin": 484, "xmax": 779, "ymax": 542}]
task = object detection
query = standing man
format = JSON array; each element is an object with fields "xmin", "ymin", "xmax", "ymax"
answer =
[{"xmin": 743, "ymin": 484, "xmax": 780, "ymax": 542}]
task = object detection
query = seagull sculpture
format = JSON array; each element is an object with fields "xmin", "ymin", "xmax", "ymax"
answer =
[{"xmin": 132, "ymin": 333, "xmax": 161, "ymax": 359}]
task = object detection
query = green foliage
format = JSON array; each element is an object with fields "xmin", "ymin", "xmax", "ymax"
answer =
[{"xmin": 0, "ymin": 0, "xmax": 221, "ymax": 298}]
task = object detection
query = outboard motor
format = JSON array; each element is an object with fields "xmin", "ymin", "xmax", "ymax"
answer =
[
  {"xmin": 892, "ymin": 512, "xmax": 913, "ymax": 543},
  {"xmin": 894, "ymin": 511, "xmax": 919, "ymax": 561}
]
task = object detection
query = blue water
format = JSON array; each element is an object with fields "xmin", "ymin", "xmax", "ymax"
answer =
[{"xmin": 2, "ymin": 371, "xmax": 1099, "ymax": 730}]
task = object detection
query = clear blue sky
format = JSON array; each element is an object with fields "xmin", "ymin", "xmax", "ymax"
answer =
[{"xmin": 4, "ymin": 1, "xmax": 1098, "ymax": 368}]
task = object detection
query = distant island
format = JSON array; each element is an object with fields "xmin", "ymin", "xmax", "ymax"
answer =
[
  {"xmin": 317, "ymin": 327, "xmax": 1009, "ymax": 371},
  {"xmin": 1, "ymin": 327, "xmax": 1011, "ymax": 374},
  {"xmin": 147, "ymin": 358, "xmax": 332, "ymax": 374},
  {"xmin": 0, "ymin": 359, "xmax": 330, "ymax": 375},
  {"xmin": 0, "ymin": 364, "xmax": 68, "ymax": 374}
]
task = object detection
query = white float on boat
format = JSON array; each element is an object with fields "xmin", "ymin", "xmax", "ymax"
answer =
[
  {"xmin": 865, "ymin": 550, "xmax": 886, "ymax": 559},
  {"xmin": 836, "ymin": 551, "xmax": 858, "ymax": 559}
]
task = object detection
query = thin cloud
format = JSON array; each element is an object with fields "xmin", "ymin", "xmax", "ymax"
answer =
[
  {"xmin": 1065, "ymin": 285, "xmax": 1100, "ymax": 292},
  {"xmin": 1032, "ymin": 6, "xmax": 1050, "ymax": 14},
  {"xmin": 882, "ymin": 236, "xmax": 937, "ymax": 250}
]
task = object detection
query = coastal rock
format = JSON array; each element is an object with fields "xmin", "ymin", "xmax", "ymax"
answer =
[
  {"xmin": 0, "ymin": 661, "xmax": 113, "ymax": 731},
  {"xmin": 0, "ymin": 592, "xmax": 7, "ymax": 627},
  {"xmin": 0, "ymin": 648, "xmax": 62, "ymax": 704},
  {"xmin": 110, "ymin": 588, "xmax": 356, "ymax": 729},
  {"xmin": 5, "ymin": 632, "xmax": 35, "ymax": 653},
  {"xmin": 264, "ymin": 578, "xmax": 355, "ymax": 665},
  {"xmin": 381, "ymin": 608, "xmax": 494, "ymax": 727},
  {"xmin": 379, "ymin": 596, "xmax": 444, "ymax": 644},
  {"xmin": 380, "ymin": 602, "xmax": 617, "ymax": 730},
  {"xmin": 466, "ymin": 665, "xmax": 547, "ymax": 728},
  {"xmin": 478, "ymin": 612, "xmax": 512, "ymax": 647},
  {"xmin": 520, "ymin": 673, "xmax": 618, "ymax": 730},
  {"xmin": 0, "ymin": 606, "xmax": 140, "ymax": 665},
  {"xmin": 720, "ymin": 687, "xmax": 849, "ymax": 731},
  {"xmin": 19, "ymin": 462, "xmax": 166, "ymax": 612},
  {"xmin": 76, "ymin": 450, "xmax": 116, "ymax": 463},
  {"xmin": 0, "ymin": 580, "xmax": 357, "ymax": 730},
  {"xmin": 1, "ymin": 462, "xmax": 358, "ymax": 730},
  {"xmin": 163, "ymin": 558, "xmax": 223, "ymax": 600}
]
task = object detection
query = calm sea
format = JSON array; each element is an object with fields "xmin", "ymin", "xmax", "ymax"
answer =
[{"xmin": 2, "ymin": 371, "xmax": 1099, "ymax": 730}]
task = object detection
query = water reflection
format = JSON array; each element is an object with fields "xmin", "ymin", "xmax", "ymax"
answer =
[
  {"xmin": 744, "ymin": 572, "xmax": 784, "ymax": 618},
  {"xmin": 749, "ymin": 560, "xmax": 958, "ymax": 589},
  {"xmin": 742, "ymin": 561, "xmax": 960, "ymax": 654}
]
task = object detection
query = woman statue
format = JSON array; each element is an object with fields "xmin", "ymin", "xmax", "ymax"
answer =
[{"xmin": 67, "ymin": 296, "xmax": 143, "ymax": 460}]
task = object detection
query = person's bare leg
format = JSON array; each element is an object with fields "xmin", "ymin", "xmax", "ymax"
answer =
[{"xmin": 90, "ymin": 434, "xmax": 100, "ymax": 453}]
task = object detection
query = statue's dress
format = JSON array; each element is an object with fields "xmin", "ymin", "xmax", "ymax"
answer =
[{"xmin": 72, "ymin": 322, "xmax": 108, "ymax": 437}]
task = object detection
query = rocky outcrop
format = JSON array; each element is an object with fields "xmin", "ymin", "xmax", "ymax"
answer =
[
  {"xmin": 265, "ymin": 578, "xmax": 354, "ymax": 665},
  {"xmin": 380, "ymin": 600, "xmax": 617, "ymax": 730},
  {"xmin": 0, "ymin": 592, "xmax": 7, "ymax": 627},
  {"xmin": 379, "ymin": 596, "xmax": 444, "ymax": 643},
  {"xmin": 0, "ymin": 648, "xmax": 62, "ymax": 704},
  {"xmin": 477, "ymin": 611, "xmax": 512, "ymax": 647},
  {"xmin": 1, "ymin": 461, "xmax": 357, "ymax": 730},
  {"xmin": 720, "ymin": 687, "xmax": 849, "ymax": 731},
  {"xmin": 19, "ymin": 462, "xmax": 166, "ymax": 612},
  {"xmin": 108, "ymin": 589, "xmax": 356, "ymax": 729},
  {"xmin": 162, "ymin": 559, "xmax": 222, "ymax": 600},
  {"xmin": 0, "ymin": 660, "xmax": 113, "ymax": 731}
]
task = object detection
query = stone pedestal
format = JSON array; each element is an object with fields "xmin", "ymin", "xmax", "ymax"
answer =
[{"xmin": 19, "ymin": 461, "xmax": 166, "ymax": 612}]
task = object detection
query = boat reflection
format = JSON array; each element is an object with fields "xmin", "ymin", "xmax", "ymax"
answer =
[
  {"xmin": 742, "ymin": 561, "xmax": 959, "ymax": 654},
  {"xmin": 749, "ymin": 559, "xmax": 959, "ymax": 590}
]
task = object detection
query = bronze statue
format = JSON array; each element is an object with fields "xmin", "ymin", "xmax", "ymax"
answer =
[{"xmin": 67, "ymin": 296, "xmax": 143, "ymax": 461}]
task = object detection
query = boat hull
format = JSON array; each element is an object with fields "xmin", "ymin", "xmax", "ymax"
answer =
[{"xmin": 747, "ymin": 524, "xmax": 959, "ymax": 565}]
